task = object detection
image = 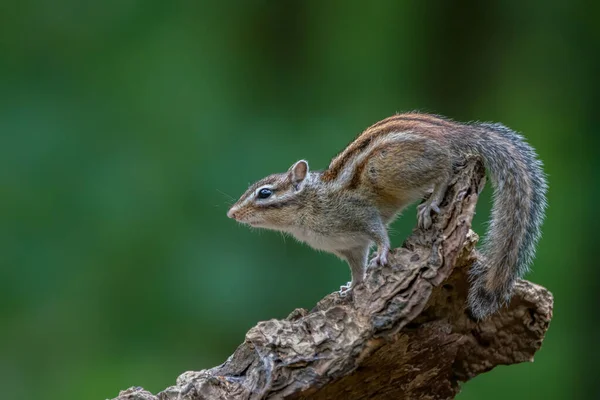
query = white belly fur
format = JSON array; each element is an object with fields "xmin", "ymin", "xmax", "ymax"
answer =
[{"xmin": 285, "ymin": 226, "xmax": 372, "ymax": 253}]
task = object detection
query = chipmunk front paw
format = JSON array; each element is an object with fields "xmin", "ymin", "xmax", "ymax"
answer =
[
  {"xmin": 339, "ymin": 282, "xmax": 352, "ymax": 296},
  {"xmin": 340, "ymin": 282, "xmax": 352, "ymax": 297}
]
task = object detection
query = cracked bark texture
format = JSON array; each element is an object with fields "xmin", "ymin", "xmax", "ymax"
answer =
[{"xmin": 112, "ymin": 158, "xmax": 553, "ymax": 400}]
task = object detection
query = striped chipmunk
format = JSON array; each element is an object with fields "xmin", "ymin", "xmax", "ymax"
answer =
[{"xmin": 227, "ymin": 112, "xmax": 547, "ymax": 319}]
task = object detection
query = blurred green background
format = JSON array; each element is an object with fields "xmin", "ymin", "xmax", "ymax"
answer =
[{"xmin": 1, "ymin": 1, "xmax": 597, "ymax": 399}]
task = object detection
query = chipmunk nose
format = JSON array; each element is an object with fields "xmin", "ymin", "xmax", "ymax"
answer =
[{"xmin": 227, "ymin": 208, "xmax": 238, "ymax": 220}]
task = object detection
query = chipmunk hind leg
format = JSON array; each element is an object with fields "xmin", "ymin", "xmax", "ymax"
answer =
[
  {"xmin": 381, "ymin": 139, "xmax": 451, "ymax": 229},
  {"xmin": 417, "ymin": 177, "xmax": 450, "ymax": 229},
  {"xmin": 362, "ymin": 138, "xmax": 451, "ymax": 210}
]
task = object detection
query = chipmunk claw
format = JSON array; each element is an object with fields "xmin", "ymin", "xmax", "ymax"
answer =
[
  {"xmin": 370, "ymin": 248, "xmax": 389, "ymax": 266},
  {"xmin": 417, "ymin": 201, "xmax": 439, "ymax": 230},
  {"xmin": 339, "ymin": 281, "xmax": 352, "ymax": 296}
]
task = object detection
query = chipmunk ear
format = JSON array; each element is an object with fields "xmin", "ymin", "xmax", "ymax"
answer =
[{"xmin": 288, "ymin": 160, "xmax": 309, "ymax": 190}]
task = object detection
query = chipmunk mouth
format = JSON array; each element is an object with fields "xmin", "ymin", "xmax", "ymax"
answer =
[
  {"xmin": 247, "ymin": 220, "xmax": 266, "ymax": 227},
  {"xmin": 235, "ymin": 217, "xmax": 261, "ymax": 226},
  {"xmin": 247, "ymin": 218, "xmax": 275, "ymax": 229},
  {"xmin": 227, "ymin": 208, "xmax": 267, "ymax": 227}
]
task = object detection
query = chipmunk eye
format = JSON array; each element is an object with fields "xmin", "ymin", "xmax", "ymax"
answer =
[{"xmin": 257, "ymin": 188, "xmax": 272, "ymax": 199}]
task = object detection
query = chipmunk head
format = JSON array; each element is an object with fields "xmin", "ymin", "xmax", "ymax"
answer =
[{"xmin": 227, "ymin": 160, "xmax": 311, "ymax": 230}]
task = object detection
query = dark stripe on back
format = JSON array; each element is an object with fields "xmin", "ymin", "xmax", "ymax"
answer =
[
  {"xmin": 370, "ymin": 114, "xmax": 455, "ymax": 130},
  {"xmin": 322, "ymin": 114, "xmax": 454, "ymax": 182}
]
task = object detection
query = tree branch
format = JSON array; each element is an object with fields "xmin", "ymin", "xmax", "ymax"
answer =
[{"xmin": 112, "ymin": 158, "xmax": 553, "ymax": 400}]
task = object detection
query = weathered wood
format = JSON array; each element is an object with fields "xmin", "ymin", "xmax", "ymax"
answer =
[{"xmin": 112, "ymin": 158, "xmax": 553, "ymax": 400}]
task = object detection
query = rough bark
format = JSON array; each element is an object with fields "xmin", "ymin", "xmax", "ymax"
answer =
[{"xmin": 112, "ymin": 158, "xmax": 553, "ymax": 400}]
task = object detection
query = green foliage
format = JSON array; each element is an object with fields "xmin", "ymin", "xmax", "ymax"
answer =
[{"xmin": 1, "ymin": 1, "xmax": 597, "ymax": 399}]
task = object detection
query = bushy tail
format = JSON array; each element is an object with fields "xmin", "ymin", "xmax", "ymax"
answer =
[{"xmin": 465, "ymin": 123, "xmax": 548, "ymax": 319}]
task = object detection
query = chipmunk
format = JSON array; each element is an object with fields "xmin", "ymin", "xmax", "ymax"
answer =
[{"xmin": 227, "ymin": 112, "xmax": 547, "ymax": 319}]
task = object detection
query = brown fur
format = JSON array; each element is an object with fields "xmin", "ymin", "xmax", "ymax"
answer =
[{"xmin": 322, "ymin": 113, "xmax": 452, "ymax": 182}]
